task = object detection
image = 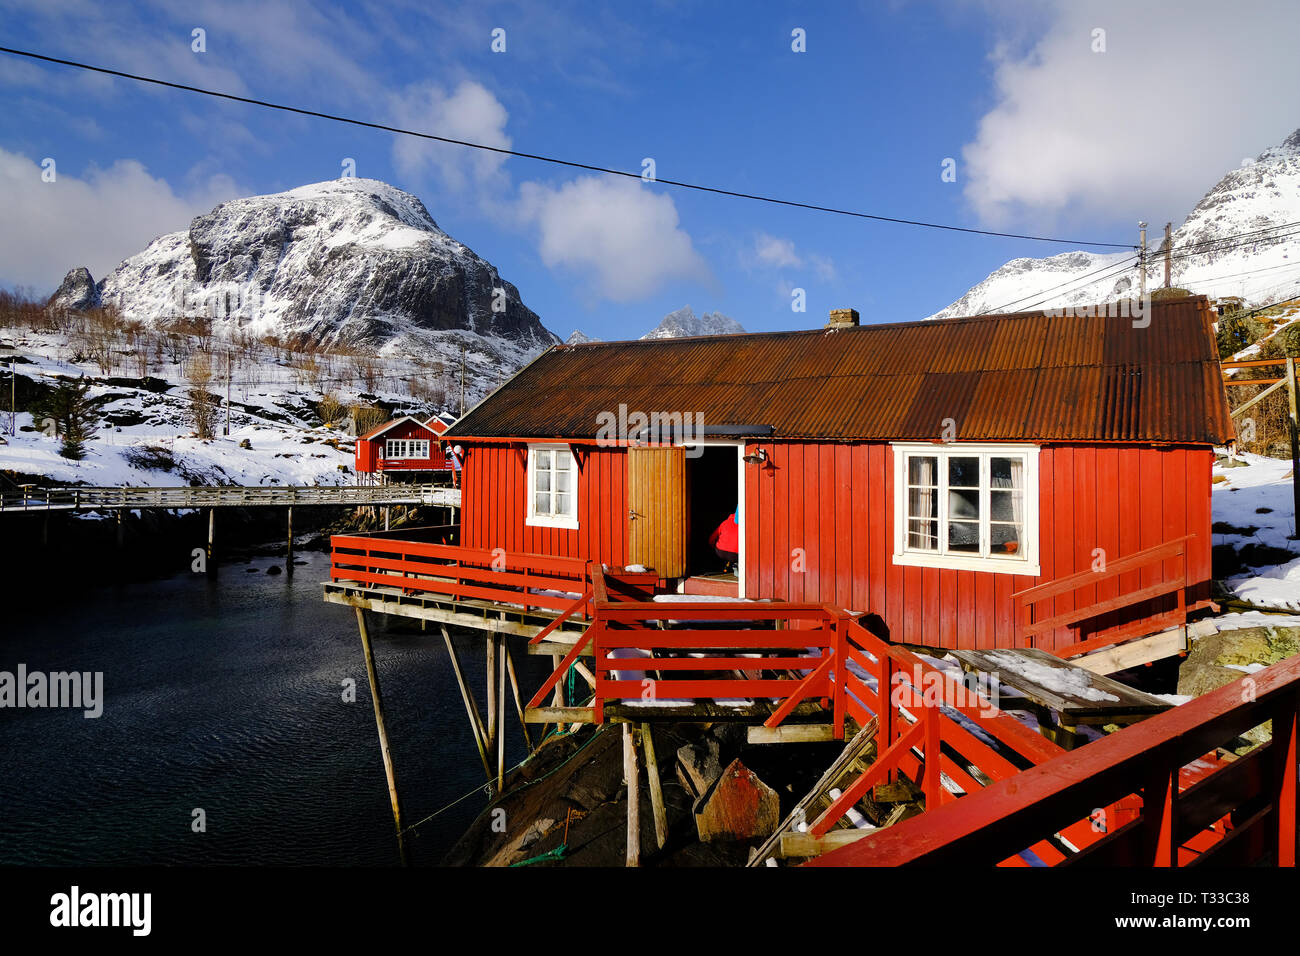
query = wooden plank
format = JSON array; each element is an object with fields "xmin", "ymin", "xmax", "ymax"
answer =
[
  {"xmin": 524, "ymin": 706, "xmax": 595, "ymax": 723},
  {"xmin": 1071, "ymin": 627, "xmax": 1187, "ymax": 675},
  {"xmin": 778, "ymin": 828, "xmax": 875, "ymax": 858},
  {"xmin": 952, "ymin": 647, "xmax": 1171, "ymax": 718},
  {"xmin": 747, "ymin": 723, "xmax": 836, "ymax": 744}
]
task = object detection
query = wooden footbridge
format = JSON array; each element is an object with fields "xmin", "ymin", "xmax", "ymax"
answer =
[
  {"xmin": 0, "ymin": 482, "xmax": 460, "ymax": 512},
  {"xmin": 324, "ymin": 527, "xmax": 1299, "ymax": 867}
]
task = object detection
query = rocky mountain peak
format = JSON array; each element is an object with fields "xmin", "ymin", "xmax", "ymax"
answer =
[
  {"xmin": 69, "ymin": 177, "xmax": 558, "ymax": 366},
  {"xmin": 640, "ymin": 306, "xmax": 746, "ymax": 339}
]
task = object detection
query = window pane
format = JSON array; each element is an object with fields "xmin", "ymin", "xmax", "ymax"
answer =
[
  {"xmin": 991, "ymin": 456, "xmax": 1022, "ymax": 488},
  {"xmin": 907, "ymin": 518, "xmax": 938, "ymax": 550},
  {"xmin": 948, "ymin": 456, "xmax": 979, "ymax": 488},
  {"xmin": 948, "ymin": 520, "xmax": 980, "ymax": 553},
  {"xmin": 536, "ymin": 450, "xmax": 551, "ymax": 469},
  {"xmin": 536, "ymin": 470, "xmax": 550, "ymax": 492},
  {"xmin": 908, "ymin": 485, "xmax": 937, "ymax": 521},
  {"xmin": 556, "ymin": 450, "xmax": 573, "ymax": 470},
  {"xmin": 556, "ymin": 470, "xmax": 571, "ymax": 493},
  {"xmin": 948, "ymin": 487, "xmax": 980, "ymax": 519},
  {"xmin": 555, "ymin": 492, "xmax": 570, "ymax": 516},
  {"xmin": 535, "ymin": 492, "xmax": 550, "ymax": 514},
  {"xmin": 907, "ymin": 455, "xmax": 937, "ymax": 487},
  {"xmin": 991, "ymin": 489, "xmax": 1022, "ymax": 523},
  {"xmin": 991, "ymin": 522, "xmax": 1022, "ymax": 555}
]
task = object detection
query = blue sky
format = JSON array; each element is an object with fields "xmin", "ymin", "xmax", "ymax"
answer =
[{"xmin": 2, "ymin": 0, "xmax": 1298, "ymax": 340}]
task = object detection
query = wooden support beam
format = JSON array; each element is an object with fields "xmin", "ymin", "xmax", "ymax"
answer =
[
  {"xmin": 641, "ymin": 723, "xmax": 668, "ymax": 851},
  {"xmin": 503, "ymin": 641, "xmax": 533, "ymax": 752},
  {"xmin": 355, "ymin": 608, "xmax": 408, "ymax": 865},
  {"xmin": 524, "ymin": 706, "xmax": 595, "ymax": 724},
  {"xmin": 778, "ymin": 829, "xmax": 875, "ymax": 859},
  {"xmin": 1072, "ymin": 627, "xmax": 1187, "ymax": 676},
  {"xmin": 747, "ymin": 724, "xmax": 837, "ymax": 744},
  {"xmin": 486, "ymin": 634, "xmax": 498, "ymax": 761},
  {"xmin": 441, "ymin": 625, "xmax": 492, "ymax": 780},
  {"xmin": 285, "ymin": 505, "xmax": 294, "ymax": 574},
  {"xmin": 497, "ymin": 636, "xmax": 507, "ymax": 794},
  {"xmin": 624, "ymin": 723, "xmax": 640, "ymax": 867}
]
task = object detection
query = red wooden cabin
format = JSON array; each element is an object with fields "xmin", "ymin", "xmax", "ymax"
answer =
[
  {"xmin": 442, "ymin": 297, "xmax": 1233, "ymax": 654},
  {"xmin": 354, "ymin": 414, "xmax": 452, "ymax": 481}
]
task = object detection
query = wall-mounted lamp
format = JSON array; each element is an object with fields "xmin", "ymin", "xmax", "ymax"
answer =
[{"xmin": 742, "ymin": 448, "xmax": 768, "ymax": 465}]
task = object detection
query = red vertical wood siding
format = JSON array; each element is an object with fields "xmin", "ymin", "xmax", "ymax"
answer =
[{"xmin": 462, "ymin": 438, "xmax": 1215, "ymax": 652}]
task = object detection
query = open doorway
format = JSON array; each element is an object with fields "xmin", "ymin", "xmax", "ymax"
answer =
[{"xmin": 684, "ymin": 444, "xmax": 742, "ymax": 592}]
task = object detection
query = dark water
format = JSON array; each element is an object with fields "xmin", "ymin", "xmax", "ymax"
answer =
[{"xmin": 0, "ymin": 549, "xmax": 546, "ymax": 866}]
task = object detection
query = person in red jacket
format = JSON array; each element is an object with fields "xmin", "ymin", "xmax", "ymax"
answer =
[{"xmin": 708, "ymin": 511, "xmax": 739, "ymax": 568}]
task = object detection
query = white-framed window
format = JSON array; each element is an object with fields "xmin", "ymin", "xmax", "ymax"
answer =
[
  {"xmin": 384, "ymin": 439, "xmax": 429, "ymax": 459},
  {"xmin": 526, "ymin": 444, "xmax": 579, "ymax": 529},
  {"xmin": 891, "ymin": 443, "xmax": 1040, "ymax": 576}
]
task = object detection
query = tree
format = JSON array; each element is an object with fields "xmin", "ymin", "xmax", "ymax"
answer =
[
  {"xmin": 186, "ymin": 351, "xmax": 218, "ymax": 439},
  {"xmin": 33, "ymin": 377, "xmax": 100, "ymax": 460}
]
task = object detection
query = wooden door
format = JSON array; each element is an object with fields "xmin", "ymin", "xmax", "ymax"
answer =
[{"xmin": 627, "ymin": 446, "xmax": 687, "ymax": 578}]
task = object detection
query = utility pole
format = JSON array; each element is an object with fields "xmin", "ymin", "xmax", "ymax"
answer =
[
  {"xmin": 224, "ymin": 349, "xmax": 231, "ymax": 436},
  {"xmin": 459, "ymin": 345, "xmax": 466, "ymax": 416},
  {"xmin": 1138, "ymin": 221, "xmax": 1148, "ymax": 304},
  {"xmin": 8, "ymin": 359, "xmax": 14, "ymax": 436},
  {"xmin": 1170, "ymin": 222, "xmax": 1180, "ymax": 290}
]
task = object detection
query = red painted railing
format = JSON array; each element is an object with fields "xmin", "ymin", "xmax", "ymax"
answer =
[
  {"xmin": 1012, "ymin": 534, "xmax": 1196, "ymax": 659},
  {"xmin": 808, "ymin": 652, "xmax": 1300, "ymax": 867},
  {"xmin": 330, "ymin": 531, "xmax": 591, "ymax": 617}
]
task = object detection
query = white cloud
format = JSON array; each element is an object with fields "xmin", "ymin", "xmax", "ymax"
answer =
[
  {"xmin": 518, "ymin": 176, "xmax": 710, "ymax": 302},
  {"xmin": 0, "ymin": 148, "xmax": 239, "ymax": 293},
  {"xmin": 749, "ymin": 232, "xmax": 836, "ymax": 280},
  {"xmin": 963, "ymin": 0, "xmax": 1300, "ymax": 227},
  {"xmin": 754, "ymin": 234, "xmax": 802, "ymax": 268},
  {"xmin": 390, "ymin": 81, "xmax": 512, "ymax": 192}
]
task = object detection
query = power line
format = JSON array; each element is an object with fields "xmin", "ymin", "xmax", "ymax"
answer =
[{"xmin": 0, "ymin": 44, "xmax": 1136, "ymax": 250}]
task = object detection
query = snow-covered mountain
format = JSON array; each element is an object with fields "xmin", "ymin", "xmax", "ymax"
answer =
[
  {"xmin": 49, "ymin": 178, "xmax": 560, "ymax": 364},
  {"xmin": 640, "ymin": 306, "xmax": 746, "ymax": 339},
  {"xmin": 929, "ymin": 127, "xmax": 1300, "ymax": 318},
  {"xmin": 565, "ymin": 329, "xmax": 598, "ymax": 345}
]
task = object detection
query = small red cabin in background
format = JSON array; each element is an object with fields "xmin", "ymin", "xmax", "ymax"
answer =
[
  {"xmin": 354, "ymin": 413, "xmax": 456, "ymax": 482},
  {"xmin": 441, "ymin": 297, "xmax": 1235, "ymax": 655}
]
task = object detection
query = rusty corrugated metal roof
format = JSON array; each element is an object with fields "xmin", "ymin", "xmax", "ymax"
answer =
[{"xmin": 447, "ymin": 296, "xmax": 1234, "ymax": 444}]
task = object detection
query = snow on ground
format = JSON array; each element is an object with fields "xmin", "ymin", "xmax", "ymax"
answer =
[
  {"xmin": 1212, "ymin": 451, "xmax": 1300, "ymax": 610},
  {"xmin": 0, "ymin": 324, "xmax": 451, "ymax": 488}
]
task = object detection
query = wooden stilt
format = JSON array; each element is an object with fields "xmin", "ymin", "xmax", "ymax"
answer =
[
  {"xmin": 355, "ymin": 607, "xmax": 408, "ymax": 866},
  {"xmin": 116, "ymin": 509, "xmax": 123, "ymax": 550},
  {"xmin": 285, "ymin": 505, "xmax": 294, "ymax": 574},
  {"xmin": 384, "ymin": 505, "xmax": 390, "ymax": 531},
  {"xmin": 624, "ymin": 723, "xmax": 640, "ymax": 867},
  {"xmin": 640, "ymin": 723, "xmax": 668, "ymax": 850},
  {"xmin": 441, "ymin": 625, "xmax": 492, "ymax": 780},
  {"xmin": 486, "ymin": 635, "xmax": 498, "ymax": 763},
  {"xmin": 497, "ymin": 637, "xmax": 507, "ymax": 794},
  {"xmin": 206, "ymin": 508, "xmax": 216, "ymax": 578},
  {"xmin": 503, "ymin": 641, "xmax": 534, "ymax": 752}
]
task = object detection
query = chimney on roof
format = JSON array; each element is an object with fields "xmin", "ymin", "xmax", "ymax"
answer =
[{"xmin": 827, "ymin": 308, "xmax": 859, "ymax": 328}]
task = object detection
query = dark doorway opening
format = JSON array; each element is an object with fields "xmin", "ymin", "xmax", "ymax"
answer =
[{"xmin": 686, "ymin": 445, "xmax": 739, "ymax": 577}]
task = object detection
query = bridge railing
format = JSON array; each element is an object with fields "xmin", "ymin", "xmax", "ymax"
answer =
[{"xmin": 0, "ymin": 483, "xmax": 457, "ymax": 511}]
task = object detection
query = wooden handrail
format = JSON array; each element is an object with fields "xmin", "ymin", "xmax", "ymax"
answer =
[
  {"xmin": 1011, "ymin": 534, "xmax": 1193, "ymax": 645},
  {"xmin": 808, "ymin": 652, "xmax": 1300, "ymax": 867}
]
